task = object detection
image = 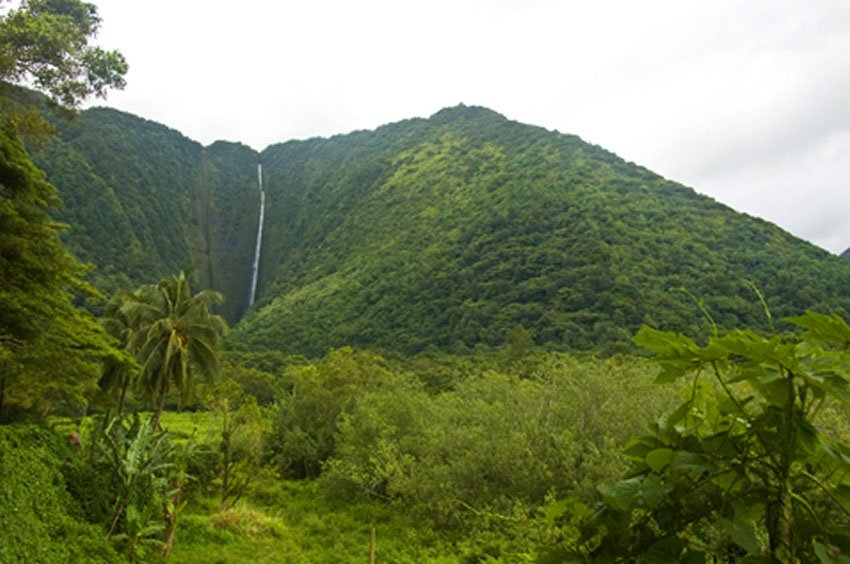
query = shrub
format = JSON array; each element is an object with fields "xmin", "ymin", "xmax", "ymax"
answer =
[{"xmin": 0, "ymin": 424, "xmax": 120, "ymax": 563}]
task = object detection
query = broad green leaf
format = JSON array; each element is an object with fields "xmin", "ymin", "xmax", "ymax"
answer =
[
  {"xmin": 623, "ymin": 436, "xmax": 663, "ymax": 461},
  {"xmin": 793, "ymin": 414, "xmax": 821, "ymax": 455},
  {"xmin": 820, "ymin": 375, "xmax": 850, "ymax": 406},
  {"xmin": 732, "ymin": 498, "xmax": 765, "ymax": 524},
  {"xmin": 598, "ymin": 476, "xmax": 643, "ymax": 512},
  {"xmin": 752, "ymin": 375, "xmax": 791, "ymax": 407},
  {"xmin": 646, "ymin": 448, "xmax": 674, "ymax": 472},
  {"xmin": 711, "ymin": 469, "xmax": 744, "ymax": 491},
  {"xmin": 657, "ymin": 401, "xmax": 691, "ymax": 436},
  {"xmin": 814, "ymin": 540, "xmax": 835, "ymax": 564},
  {"xmin": 722, "ymin": 516, "xmax": 759, "ymax": 555},
  {"xmin": 787, "ymin": 311, "xmax": 850, "ymax": 346},
  {"xmin": 671, "ymin": 451, "xmax": 714, "ymax": 473},
  {"xmin": 639, "ymin": 473, "xmax": 665, "ymax": 509},
  {"xmin": 633, "ymin": 326, "xmax": 702, "ymax": 383},
  {"xmin": 644, "ymin": 535, "xmax": 684, "ymax": 564}
]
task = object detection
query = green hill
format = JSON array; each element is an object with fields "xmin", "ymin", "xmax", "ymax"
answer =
[
  {"xmin": 234, "ymin": 105, "xmax": 850, "ymax": 355},
  {"xmin": 34, "ymin": 103, "xmax": 850, "ymax": 356},
  {"xmin": 33, "ymin": 107, "xmax": 260, "ymax": 322}
]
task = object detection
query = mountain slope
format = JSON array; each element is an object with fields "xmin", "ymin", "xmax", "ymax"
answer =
[
  {"xmin": 230, "ymin": 105, "xmax": 850, "ymax": 355},
  {"xmin": 33, "ymin": 108, "xmax": 260, "ymax": 322},
  {"xmin": 33, "ymin": 103, "xmax": 850, "ymax": 356}
]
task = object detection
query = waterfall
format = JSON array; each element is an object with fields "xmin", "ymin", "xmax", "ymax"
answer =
[{"xmin": 248, "ymin": 163, "xmax": 265, "ymax": 307}]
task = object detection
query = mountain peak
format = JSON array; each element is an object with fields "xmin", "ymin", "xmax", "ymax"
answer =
[{"xmin": 428, "ymin": 104, "xmax": 506, "ymax": 125}]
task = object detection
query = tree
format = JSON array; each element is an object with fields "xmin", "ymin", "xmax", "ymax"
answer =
[
  {"xmin": 118, "ymin": 271, "xmax": 226, "ymax": 430},
  {"xmin": 204, "ymin": 379, "xmax": 267, "ymax": 510},
  {"xmin": 0, "ymin": 0, "xmax": 127, "ymax": 108},
  {"xmin": 0, "ymin": 0, "xmax": 127, "ymax": 419},
  {"xmin": 0, "ymin": 123, "xmax": 126, "ymax": 418},
  {"xmin": 99, "ymin": 292, "xmax": 140, "ymax": 416}
]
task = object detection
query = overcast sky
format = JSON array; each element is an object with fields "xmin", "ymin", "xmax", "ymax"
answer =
[{"xmin": 87, "ymin": 0, "xmax": 850, "ymax": 254}]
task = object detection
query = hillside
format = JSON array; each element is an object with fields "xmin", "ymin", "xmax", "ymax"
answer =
[
  {"xmin": 232, "ymin": 105, "xmax": 850, "ymax": 355},
  {"xmin": 34, "ymin": 103, "xmax": 850, "ymax": 356},
  {"xmin": 33, "ymin": 108, "xmax": 261, "ymax": 322}
]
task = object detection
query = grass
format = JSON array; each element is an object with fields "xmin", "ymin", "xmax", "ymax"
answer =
[{"xmin": 165, "ymin": 478, "xmax": 471, "ymax": 563}]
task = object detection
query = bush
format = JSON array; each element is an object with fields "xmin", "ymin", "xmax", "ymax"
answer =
[
  {"xmin": 269, "ymin": 347, "xmax": 395, "ymax": 477},
  {"xmin": 0, "ymin": 424, "xmax": 121, "ymax": 563},
  {"xmin": 326, "ymin": 353, "xmax": 673, "ymax": 526}
]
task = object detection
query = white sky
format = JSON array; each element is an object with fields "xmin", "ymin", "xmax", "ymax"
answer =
[{"xmin": 87, "ymin": 0, "xmax": 850, "ymax": 254}]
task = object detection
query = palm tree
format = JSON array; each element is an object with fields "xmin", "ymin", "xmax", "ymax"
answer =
[
  {"xmin": 100, "ymin": 292, "xmax": 141, "ymax": 416},
  {"xmin": 119, "ymin": 271, "xmax": 226, "ymax": 430}
]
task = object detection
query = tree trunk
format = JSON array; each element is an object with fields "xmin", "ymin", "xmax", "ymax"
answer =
[
  {"xmin": 162, "ymin": 477, "xmax": 181, "ymax": 556},
  {"xmin": 107, "ymin": 501, "xmax": 124, "ymax": 538},
  {"xmin": 117, "ymin": 375, "xmax": 129, "ymax": 417},
  {"xmin": 220, "ymin": 409, "xmax": 232, "ymax": 509},
  {"xmin": 152, "ymin": 381, "xmax": 169, "ymax": 432}
]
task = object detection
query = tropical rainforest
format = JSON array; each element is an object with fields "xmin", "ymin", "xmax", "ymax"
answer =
[{"xmin": 4, "ymin": 1, "xmax": 850, "ymax": 562}]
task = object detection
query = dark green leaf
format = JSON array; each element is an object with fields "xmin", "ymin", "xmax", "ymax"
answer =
[
  {"xmin": 646, "ymin": 448, "xmax": 674, "ymax": 473},
  {"xmin": 722, "ymin": 516, "xmax": 759, "ymax": 555},
  {"xmin": 644, "ymin": 535, "xmax": 684, "ymax": 564}
]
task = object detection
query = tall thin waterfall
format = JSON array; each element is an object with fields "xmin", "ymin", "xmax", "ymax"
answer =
[{"xmin": 248, "ymin": 163, "xmax": 265, "ymax": 307}]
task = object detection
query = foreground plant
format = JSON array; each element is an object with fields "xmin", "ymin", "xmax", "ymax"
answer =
[
  {"xmin": 561, "ymin": 311, "xmax": 850, "ymax": 562},
  {"xmin": 88, "ymin": 414, "xmax": 192, "ymax": 561}
]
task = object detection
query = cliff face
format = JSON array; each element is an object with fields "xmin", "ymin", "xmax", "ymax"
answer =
[{"xmin": 35, "ymin": 107, "xmax": 260, "ymax": 323}]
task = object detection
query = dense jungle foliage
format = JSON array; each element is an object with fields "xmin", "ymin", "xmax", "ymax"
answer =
[
  {"xmin": 32, "ymin": 105, "xmax": 260, "ymax": 322},
  {"xmin": 243, "ymin": 105, "xmax": 850, "ymax": 356},
  {"xmin": 27, "ymin": 94, "xmax": 850, "ymax": 356},
  {"xmin": 5, "ymin": 2, "xmax": 850, "ymax": 561}
]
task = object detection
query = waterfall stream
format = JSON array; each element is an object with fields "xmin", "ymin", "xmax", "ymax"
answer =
[{"xmin": 248, "ymin": 163, "xmax": 265, "ymax": 307}]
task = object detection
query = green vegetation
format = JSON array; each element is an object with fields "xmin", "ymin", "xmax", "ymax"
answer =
[
  {"xmin": 0, "ymin": 123, "xmax": 122, "ymax": 418},
  {"xmin": 24, "ymin": 96, "xmax": 850, "ymax": 358},
  {"xmin": 104, "ymin": 271, "xmax": 226, "ymax": 429},
  {"xmin": 32, "ymin": 110, "xmax": 261, "ymax": 323},
  {"xmin": 0, "ymin": 424, "xmax": 121, "ymax": 563},
  {"xmin": 0, "ymin": 0, "xmax": 126, "ymax": 108},
  {"xmin": 547, "ymin": 311, "xmax": 850, "ymax": 561},
  {"xmin": 6, "ymin": 2, "xmax": 850, "ymax": 561},
  {"xmin": 233, "ymin": 105, "xmax": 850, "ymax": 356},
  {"xmin": 0, "ymin": 0, "xmax": 128, "ymax": 420},
  {"xmin": 150, "ymin": 352, "xmax": 680, "ymax": 563}
]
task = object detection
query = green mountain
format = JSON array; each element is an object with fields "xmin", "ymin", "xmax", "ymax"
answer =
[
  {"xmin": 842, "ymin": 247, "xmax": 850, "ymax": 261},
  {"xmin": 238, "ymin": 105, "xmax": 850, "ymax": 355},
  {"xmin": 35, "ymin": 104, "xmax": 850, "ymax": 356},
  {"xmin": 33, "ymin": 108, "xmax": 260, "ymax": 323}
]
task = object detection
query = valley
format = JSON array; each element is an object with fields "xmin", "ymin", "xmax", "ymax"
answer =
[{"xmin": 6, "ymin": 70, "xmax": 850, "ymax": 564}]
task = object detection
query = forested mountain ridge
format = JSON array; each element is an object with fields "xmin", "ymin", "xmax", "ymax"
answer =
[
  {"xmin": 33, "ymin": 107, "xmax": 260, "ymax": 322},
  {"xmin": 32, "ymin": 102, "xmax": 850, "ymax": 356},
  {"xmin": 234, "ymin": 104, "xmax": 850, "ymax": 355}
]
